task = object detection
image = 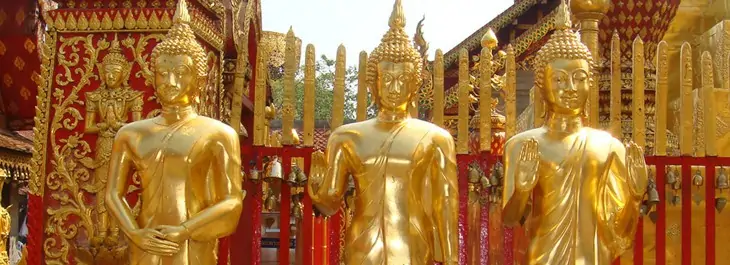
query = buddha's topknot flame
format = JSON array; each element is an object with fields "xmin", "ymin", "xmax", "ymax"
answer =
[
  {"xmin": 366, "ymin": 0, "xmax": 423, "ymax": 100},
  {"xmin": 533, "ymin": 0, "xmax": 594, "ymax": 91},
  {"xmin": 150, "ymin": 0, "xmax": 207, "ymax": 79}
]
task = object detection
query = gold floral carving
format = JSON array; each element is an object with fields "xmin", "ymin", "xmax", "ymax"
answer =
[
  {"xmin": 40, "ymin": 34, "xmax": 156, "ymax": 265},
  {"xmin": 30, "ymin": 30, "xmax": 58, "ymax": 196},
  {"xmin": 122, "ymin": 33, "xmax": 164, "ymax": 86},
  {"xmin": 43, "ymin": 34, "xmax": 102, "ymax": 264}
]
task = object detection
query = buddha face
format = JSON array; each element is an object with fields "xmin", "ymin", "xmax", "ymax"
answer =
[
  {"xmin": 102, "ymin": 63, "xmax": 124, "ymax": 89},
  {"xmin": 542, "ymin": 59, "xmax": 590, "ymax": 115},
  {"xmin": 154, "ymin": 54, "xmax": 200, "ymax": 106},
  {"xmin": 376, "ymin": 61, "xmax": 417, "ymax": 110}
]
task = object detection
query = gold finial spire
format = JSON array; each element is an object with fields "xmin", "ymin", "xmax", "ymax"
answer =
[
  {"xmin": 388, "ymin": 0, "xmax": 406, "ymax": 29},
  {"xmin": 481, "ymin": 28, "xmax": 498, "ymax": 49},
  {"xmin": 109, "ymin": 33, "xmax": 122, "ymax": 53},
  {"xmin": 174, "ymin": 0, "xmax": 192, "ymax": 24},
  {"xmin": 555, "ymin": 0, "xmax": 572, "ymax": 30}
]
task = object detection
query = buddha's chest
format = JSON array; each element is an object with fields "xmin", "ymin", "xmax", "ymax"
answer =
[
  {"xmin": 353, "ymin": 129, "xmax": 431, "ymax": 174},
  {"xmin": 133, "ymin": 125, "xmax": 205, "ymax": 165},
  {"xmin": 535, "ymin": 137, "xmax": 612, "ymax": 187}
]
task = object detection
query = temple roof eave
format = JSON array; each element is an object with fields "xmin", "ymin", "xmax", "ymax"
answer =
[{"xmin": 441, "ymin": 0, "xmax": 542, "ymax": 69}]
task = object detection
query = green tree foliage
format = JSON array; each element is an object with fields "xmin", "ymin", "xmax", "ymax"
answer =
[{"xmin": 271, "ymin": 55, "xmax": 376, "ymax": 121}]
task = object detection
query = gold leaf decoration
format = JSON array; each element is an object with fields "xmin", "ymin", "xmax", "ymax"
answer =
[
  {"xmin": 54, "ymin": 14, "xmax": 65, "ymax": 30},
  {"xmin": 136, "ymin": 11, "xmax": 148, "ymax": 29},
  {"xmin": 65, "ymin": 12, "xmax": 77, "ymax": 30},
  {"xmin": 160, "ymin": 11, "xmax": 172, "ymax": 29},
  {"xmin": 101, "ymin": 12, "xmax": 112, "ymax": 30},
  {"xmin": 77, "ymin": 13, "xmax": 89, "ymax": 30},
  {"xmin": 89, "ymin": 12, "xmax": 100, "ymax": 30},
  {"xmin": 148, "ymin": 11, "xmax": 159, "ymax": 29},
  {"xmin": 112, "ymin": 11, "xmax": 124, "ymax": 30},
  {"xmin": 124, "ymin": 10, "xmax": 136, "ymax": 29}
]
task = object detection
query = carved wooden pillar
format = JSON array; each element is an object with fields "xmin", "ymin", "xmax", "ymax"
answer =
[{"xmin": 26, "ymin": 1, "xmax": 225, "ymax": 264}]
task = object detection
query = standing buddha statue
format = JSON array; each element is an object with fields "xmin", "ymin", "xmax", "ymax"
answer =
[
  {"xmin": 84, "ymin": 34, "xmax": 143, "ymax": 245},
  {"xmin": 307, "ymin": 0, "xmax": 459, "ymax": 264},
  {"xmin": 501, "ymin": 1, "xmax": 648, "ymax": 264},
  {"xmin": 105, "ymin": 0, "xmax": 244, "ymax": 264}
]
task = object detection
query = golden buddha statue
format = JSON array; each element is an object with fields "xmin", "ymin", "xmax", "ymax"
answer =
[
  {"xmin": 307, "ymin": 1, "xmax": 459, "ymax": 264},
  {"xmin": 501, "ymin": 1, "xmax": 648, "ymax": 265},
  {"xmin": 85, "ymin": 34, "xmax": 144, "ymax": 244},
  {"xmin": 105, "ymin": 0, "xmax": 244, "ymax": 264}
]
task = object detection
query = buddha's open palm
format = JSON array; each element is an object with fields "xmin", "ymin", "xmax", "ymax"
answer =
[
  {"xmin": 625, "ymin": 141, "xmax": 648, "ymax": 197},
  {"xmin": 307, "ymin": 151, "xmax": 327, "ymax": 195},
  {"xmin": 516, "ymin": 138, "xmax": 540, "ymax": 192}
]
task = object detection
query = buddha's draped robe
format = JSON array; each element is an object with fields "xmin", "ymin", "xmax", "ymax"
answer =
[
  {"xmin": 504, "ymin": 129, "xmax": 641, "ymax": 265},
  {"xmin": 129, "ymin": 117, "xmax": 240, "ymax": 265},
  {"xmin": 312, "ymin": 118, "xmax": 458, "ymax": 265}
]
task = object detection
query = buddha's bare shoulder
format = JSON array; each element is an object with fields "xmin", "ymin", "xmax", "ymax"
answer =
[
  {"xmin": 581, "ymin": 127, "xmax": 624, "ymax": 148},
  {"xmin": 191, "ymin": 116, "xmax": 238, "ymax": 135},
  {"xmin": 116, "ymin": 118, "xmax": 156, "ymax": 136}
]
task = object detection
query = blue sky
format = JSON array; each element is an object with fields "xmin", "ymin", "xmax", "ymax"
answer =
[{"xmin": 262, "ymin": 0, "xmax": 514, "ymax": 62}]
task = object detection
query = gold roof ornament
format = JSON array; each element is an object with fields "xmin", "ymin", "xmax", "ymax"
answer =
[
  {"xmin": 532, "ymin": 0, "xmax": 594, "ymax": 91},
  {"xmin": 480, "ymin": 28, "xmax": 498, "ymax": 50},
  {"xmin": 366, "ymin": 0, "xmax": 423, "ymax": 98}
]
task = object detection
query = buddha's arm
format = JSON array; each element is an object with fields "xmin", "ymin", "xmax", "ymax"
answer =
[
  {"xmin": 601, "ymin": 139, "xmax": 645, "ymax": 249},
  {"xmin": 184, "ymin": 129, "xmax": 244, "ymax": 240},
  {"xmin": 308, "ymin": 132, "xmax": 350, "ymax": 216},
  {"xmin": 105, "ymin": 130, "xmax": 140, "ymax": 235},
  {"xmin": 502, "ymin": 138, "xmax": 531, "ymax": 226},
  {"xmin": 431, "ymin": 132, "xmax": 459, "ymax": 264}
]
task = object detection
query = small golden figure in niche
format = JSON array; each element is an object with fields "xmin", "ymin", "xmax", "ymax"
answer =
[
  {"xmin": 84, "ymin": 33, "xmax": 143, "ymax": 245},
  {"xmin": 501, "ymin": 1, "xmax": 648, "ymax": 264},
  {"xmin": 307, "ymin": 1, "xmax": 459, "ymax": 264},
  {"xmin": 104, "ymin": 0, "xmax": 244, "ymax": 264}
]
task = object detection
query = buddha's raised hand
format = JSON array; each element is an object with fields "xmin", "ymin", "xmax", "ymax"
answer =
[
  {"xmin": 307, "ymin": 151, "xmax": 327, "ymax": 194},
  {"xmin": 516, "ymin": 138, "xmax": 540, "ymax": 192}
]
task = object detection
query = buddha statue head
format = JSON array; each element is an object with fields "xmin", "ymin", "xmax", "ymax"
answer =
[
  {"xmin": 150, "ymin": 0, "xmax": 208, "ymax": 107},
  {"xmin": 366, "ymin": 0, "xmax": 423, "ymax": 113},
  {"xmin": 533, "ymin": 0, "xmax": 594, "ymax": 118},
  {"xmin": 99, "ymin": 34, "xmax": 131, "ymax": 89}
]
